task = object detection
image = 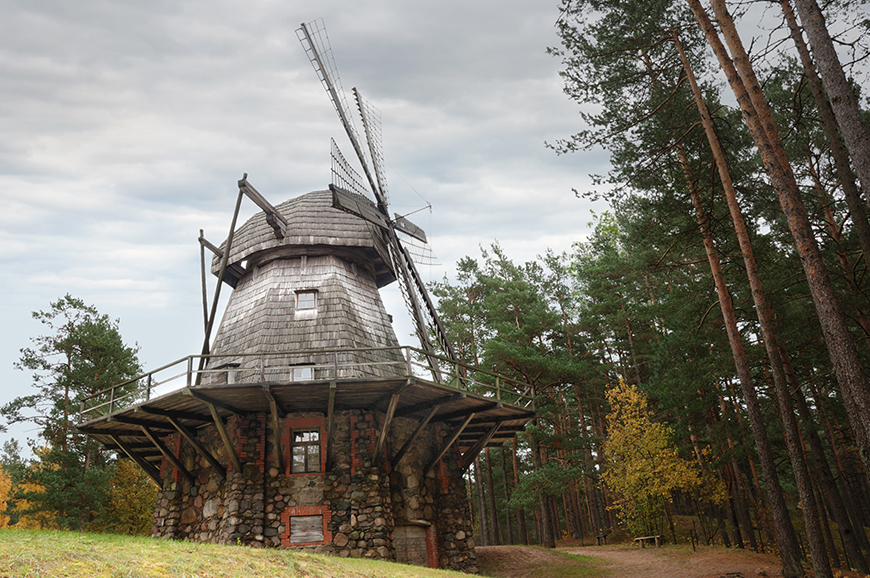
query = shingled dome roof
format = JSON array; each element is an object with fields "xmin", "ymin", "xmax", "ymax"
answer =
[{"xmin": 212, "ymin": 189, "xmax": 395, "ymax": 287}]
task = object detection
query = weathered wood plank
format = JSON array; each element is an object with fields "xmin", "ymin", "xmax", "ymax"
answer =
[
  {"xmin": 289, "ymin": 515, "xmax": 323, "ymax": 543},
  {"xmin": 185, "ymin": 389, "xmax": 244, "ymax": 416},
  {"xmin": 374, "ymin": 394, "xmax": 400, "ymax": 459},
  {"xmin": 167, "ymin": 416, "xmax": 226, "ymax": 478},
  {"xmin": 423, "ymin": 413, "xmax": 475, "ymax": 476},
  {"xmin": 391, "ymin": 404, "xmax": 439, "ymax": 468},
  {"xmin": 111, "ymin": 435, "xmax": 162, "ymax": 486},
  {"xmin": 263, "ymin": 385, "xmax": 285, "ymax": 473},
  {"xmin": 206, "ymin": 403, "xmax": 242, "ymax": 473},
  {"xmin": 140, "ymin": 426, "xmax": 195, "ymax": 483},
  {"xmin": 459, "ymin": 422, "xmax": 501, "ymax": 470},
  {"xmin": 326, "ymin": 382, "xmax": 336, "ymax": 471}
]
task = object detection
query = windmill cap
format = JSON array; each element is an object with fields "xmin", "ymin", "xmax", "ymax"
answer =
[{"xmin": 211, "ymin": 189, "xmax": 396, "ymax": 287}]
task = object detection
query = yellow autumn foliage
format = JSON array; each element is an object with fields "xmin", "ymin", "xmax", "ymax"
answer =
[
  {"xmin": 0, "ymin": 468, "xmax": 10, "ymax": 528},
  {"xmin": 602, "ymin": 379, "xmax": 724, "ymax": 536}
]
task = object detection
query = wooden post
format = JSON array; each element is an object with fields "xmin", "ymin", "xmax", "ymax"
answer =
[
  {"xmin": 167, "ymin": 416, "xmax": 226, "ymax": 478},
  {"xmin": 375, "ymin": 394, "xmax": 400, "ymax": 459},
  {"xmin": 141, "ymin": 426, "xmax": 195, "ymax": 483},
  {"xmin": 109, "ymin": 386, "xmax": 115, "ymax": 415},
  {"xmin": 111, "ymin": 435, "xmax": 162, "ymax": 486},
  {"xmin": 187, "ymin": 357, "xmax": 193, "ymax": 388},
  {"xmin": 206, "ymin": 404, "xmax": 241, "ymax": 474},
  {"xmin": 391, "ymin": 405, "xmax": 440, "ymax": 468},
  {"xmin": 424, "ymin": 414, "xmax": 475, "ymax": 476}
]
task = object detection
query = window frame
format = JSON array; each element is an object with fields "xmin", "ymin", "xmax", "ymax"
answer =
[
  {"xmin": 290, "ymin": 429, "xmax": 321, "ymax": 474},
  {"xmin": 283, "ymin": 416, "xmax": 326, "ymax": 477},
  {"xmin": 295, "ymin": 290, "xmax": 317, "ymax": 311}
]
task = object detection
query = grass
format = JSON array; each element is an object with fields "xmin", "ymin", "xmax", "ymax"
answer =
[
  {"xmin": 0, "ymin": 529, "xmax": 471, "ymax": 578},
  {"xmin": 527, "ymin": 551, "xmax": 605, "ymax": 578}
]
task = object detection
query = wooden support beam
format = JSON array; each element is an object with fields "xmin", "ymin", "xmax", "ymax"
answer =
[
  {"xmin": 205, "ymin": 403, "xmax": 242, "ymax": 474},
  {"xmin": 110, "ymin": 415, "xmax": 176, "ymax": 432},
  {"xmin": 393, "ymin": 214, "xmax": 427, "ymax": 243},
  {"xmin": 184, "ymin": 389, "xmax": 244, "ymax": 416},
  {"xmin": 374, "ymin": 394, "xmax": 400, "ymax": 459},
  {"xmin": 331, "ymin": 185, "xmax": 389, "ymax": 230},
  {"xmin": 136, "ymin": 406, "xmax": 211, "ymax": 423},
  {"xmin": 395, "ymin": 393, "xmax": 465, "ymax": 418},
  {"xmin": 76, "ymin": 426, "xmax": 148, "ymax": 438},
  {"xmin": 423, "ymin": 413, "xmax": 475, "ymax": 476},
  {"xmin": 325, "ymin": 382, "xmax": 337, "ymax": 471},
  {"xmin": 459, "ymin": 422, "xmax": 502, "ymax": 471},
  {"xmin": 111, "ymin": 435, "xmax": 162, "ymax": 486},
  {"xmin": 199, "ymin": 187, "xmax": 244, "ymax": 376},
  {"xmin": 263, "ymin": 386, "xmax": 284, "ymax": 473},
  {"xmin": 371, "ymin": 378, "xmax": 413, "ymax": 411},
  {"xmin": 239, "ymin": 177, "xmax": 287, "ymax": 239},
  {"xmin": 391, "ymin": 405, "xmax": 439, "ymax": 469},
  {"xmin": 167, "ymin": 416, "xmax": 226, "ymax": 478},
  {"xmin": 140, "ymin": 426, "xmax": 195, "ymax": 484},
  {"xmin": 434, "ymin": 402, "xmax": 500, "ymax": 422}
]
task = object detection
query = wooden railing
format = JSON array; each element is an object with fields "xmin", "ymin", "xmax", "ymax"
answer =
[{"xmin": 77, "ymin": 346, "xmax": 536, "ymax": 423}]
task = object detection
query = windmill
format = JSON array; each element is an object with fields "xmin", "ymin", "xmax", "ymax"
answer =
[
  {"xmin": 74, "ymin": 20, "xmax": 535, "ymax": 569},
  {"xmin": 297, "ymin": 19, "xmax": 455, "ymax": 381}
]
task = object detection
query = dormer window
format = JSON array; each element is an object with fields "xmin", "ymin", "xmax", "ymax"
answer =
[
  {"xmin": 296, "ymin": 290, "xmax": 317, "ymax": 310},
  {"xmin": 292, "ymin": 365, "xmax": 314, "ymax": 381}
]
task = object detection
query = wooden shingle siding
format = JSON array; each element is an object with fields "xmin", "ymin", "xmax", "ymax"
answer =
[{"xmin": 204, "ymin": 250, "xmax": 403, "ymax": 384}]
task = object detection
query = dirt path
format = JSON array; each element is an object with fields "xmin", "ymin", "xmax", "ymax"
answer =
[
  {"xmin": 562, "ymin": 544, "xmax": 783, "ymax": 577},
  {"xmin": 477, "ymin": 544, "xmax": 786, "ymax": 578}
]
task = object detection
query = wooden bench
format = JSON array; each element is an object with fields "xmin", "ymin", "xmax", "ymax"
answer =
[
  {"xmin": 634, "ymin": 535, "xmax": 661, "ymax": 548},
  {"xmin": 595, "ymin": 533, "xmax": 607, "ymax": 545}
]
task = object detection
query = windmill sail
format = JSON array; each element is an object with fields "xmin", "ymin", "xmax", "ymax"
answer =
[{"xmin": 297, "ymin": 19, "xmax": 457, "ymax": 379}]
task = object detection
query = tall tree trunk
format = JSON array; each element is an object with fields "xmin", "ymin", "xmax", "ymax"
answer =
[
  {"xmin": 780, "ymin": 0, "xmax": 870, "ymax": 275},
  {"xmin": 784, "ymin": 356, "xmax": 869, "ymax": 571},
  {"xmin": 529, "ymin": 430, "xmax": 555, "ymax": 548},
  {"xmin": 500, "ymin": 447, "xmax": 515, "ymax": 545},
  {"xmin": 474, "ymin": 457, "xmax": 489, "ymax": 546},
  {"xmin": 512, "ymin": 438, "xmax": 529, "ymax": 545},
  {"xmin": 671, "ymin": 97, "xmax": 803, "ymax": 574},
  {"xmin": 700, "ymin": 0, "xmax": 870, "ymax": 490},
  {"xmin": 484, "ymin": 447, "xmax": 501, "ymax": 545},
  {"xmin": 789, "ymin": 0, "xmax": 870, "ymax": 206}
]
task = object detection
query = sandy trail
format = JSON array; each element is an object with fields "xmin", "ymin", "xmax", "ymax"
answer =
[{"xmin": 477, "ymin": 544, "xmax": 785, "ymax": 578}]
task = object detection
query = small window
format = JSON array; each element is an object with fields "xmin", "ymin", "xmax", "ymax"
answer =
[
  {"xmin": 291, "ymin": 430, "xmax": 321, "ymax": 474},
  {"xmin": 289, "ymin": 515, "xmax": 324, "ymax": 544},
  {"xmin": 296, "ymin": 291, "xmax": 317, "ymax": 310},
  {"xmin": 291, "ymin": 366, "xmax": 313, "ymax": 381}
]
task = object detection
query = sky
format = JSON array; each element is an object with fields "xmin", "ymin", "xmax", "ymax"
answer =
[{"xmin": 0, "ymin": 0, "xmax": 612, "ymax": 450}]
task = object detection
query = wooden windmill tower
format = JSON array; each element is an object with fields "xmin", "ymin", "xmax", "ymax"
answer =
[{"xmin": 76, "ymin": 19, "xmax": 534, "ymax": 572}]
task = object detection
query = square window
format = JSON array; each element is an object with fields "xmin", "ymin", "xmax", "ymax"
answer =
[
  {"xmin": 289, "ymin": 515, "xmax": 324, "ymax": 544},
  {"xmin": 291, "ymin": 430, "xmax": 321, "ymax": 474},
  {"xmin": 292, "ymin": 366, "xmax": 313, "ymax": 381},
  {"xmin": 296, "ymin": 291, "xmax": 316, "ymax": 310}
]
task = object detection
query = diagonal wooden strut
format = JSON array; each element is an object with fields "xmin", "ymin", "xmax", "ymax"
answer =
[
  {"xmin": 391, "ymin": 405, "xmax": 440, "ymax": 469},
  {"xmin": 167, "ymin": 416, "xmax": 226, "ymax": 478},
  {"xmin": 140, "ymin": 426, "xmax": 195, "ymax": 483},
  {"xmin": 423, "ymin": 414, "xmax": 475, "ymax": 476},
  {"xmin": 111, "ymin": 435, "xmax": 162, "ymax": 486}
]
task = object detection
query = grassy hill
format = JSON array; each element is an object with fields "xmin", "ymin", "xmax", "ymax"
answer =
[{"xmin": 0, "ymin": 529, "xmax": 471, "ymax": 578}]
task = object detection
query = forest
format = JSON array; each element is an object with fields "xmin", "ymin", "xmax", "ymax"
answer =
[
  {"xmin": 433, "ymin": 1, "xmax": 870, "ymax": 578},
  {"xmin": 1, "ymin": 0, "xmax": 869, "ymax": 577}
]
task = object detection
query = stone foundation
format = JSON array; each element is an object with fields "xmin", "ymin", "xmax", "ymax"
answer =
[{"xmin": 151, "ymin": 409, "xmax": 477, "ymax": 573}]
